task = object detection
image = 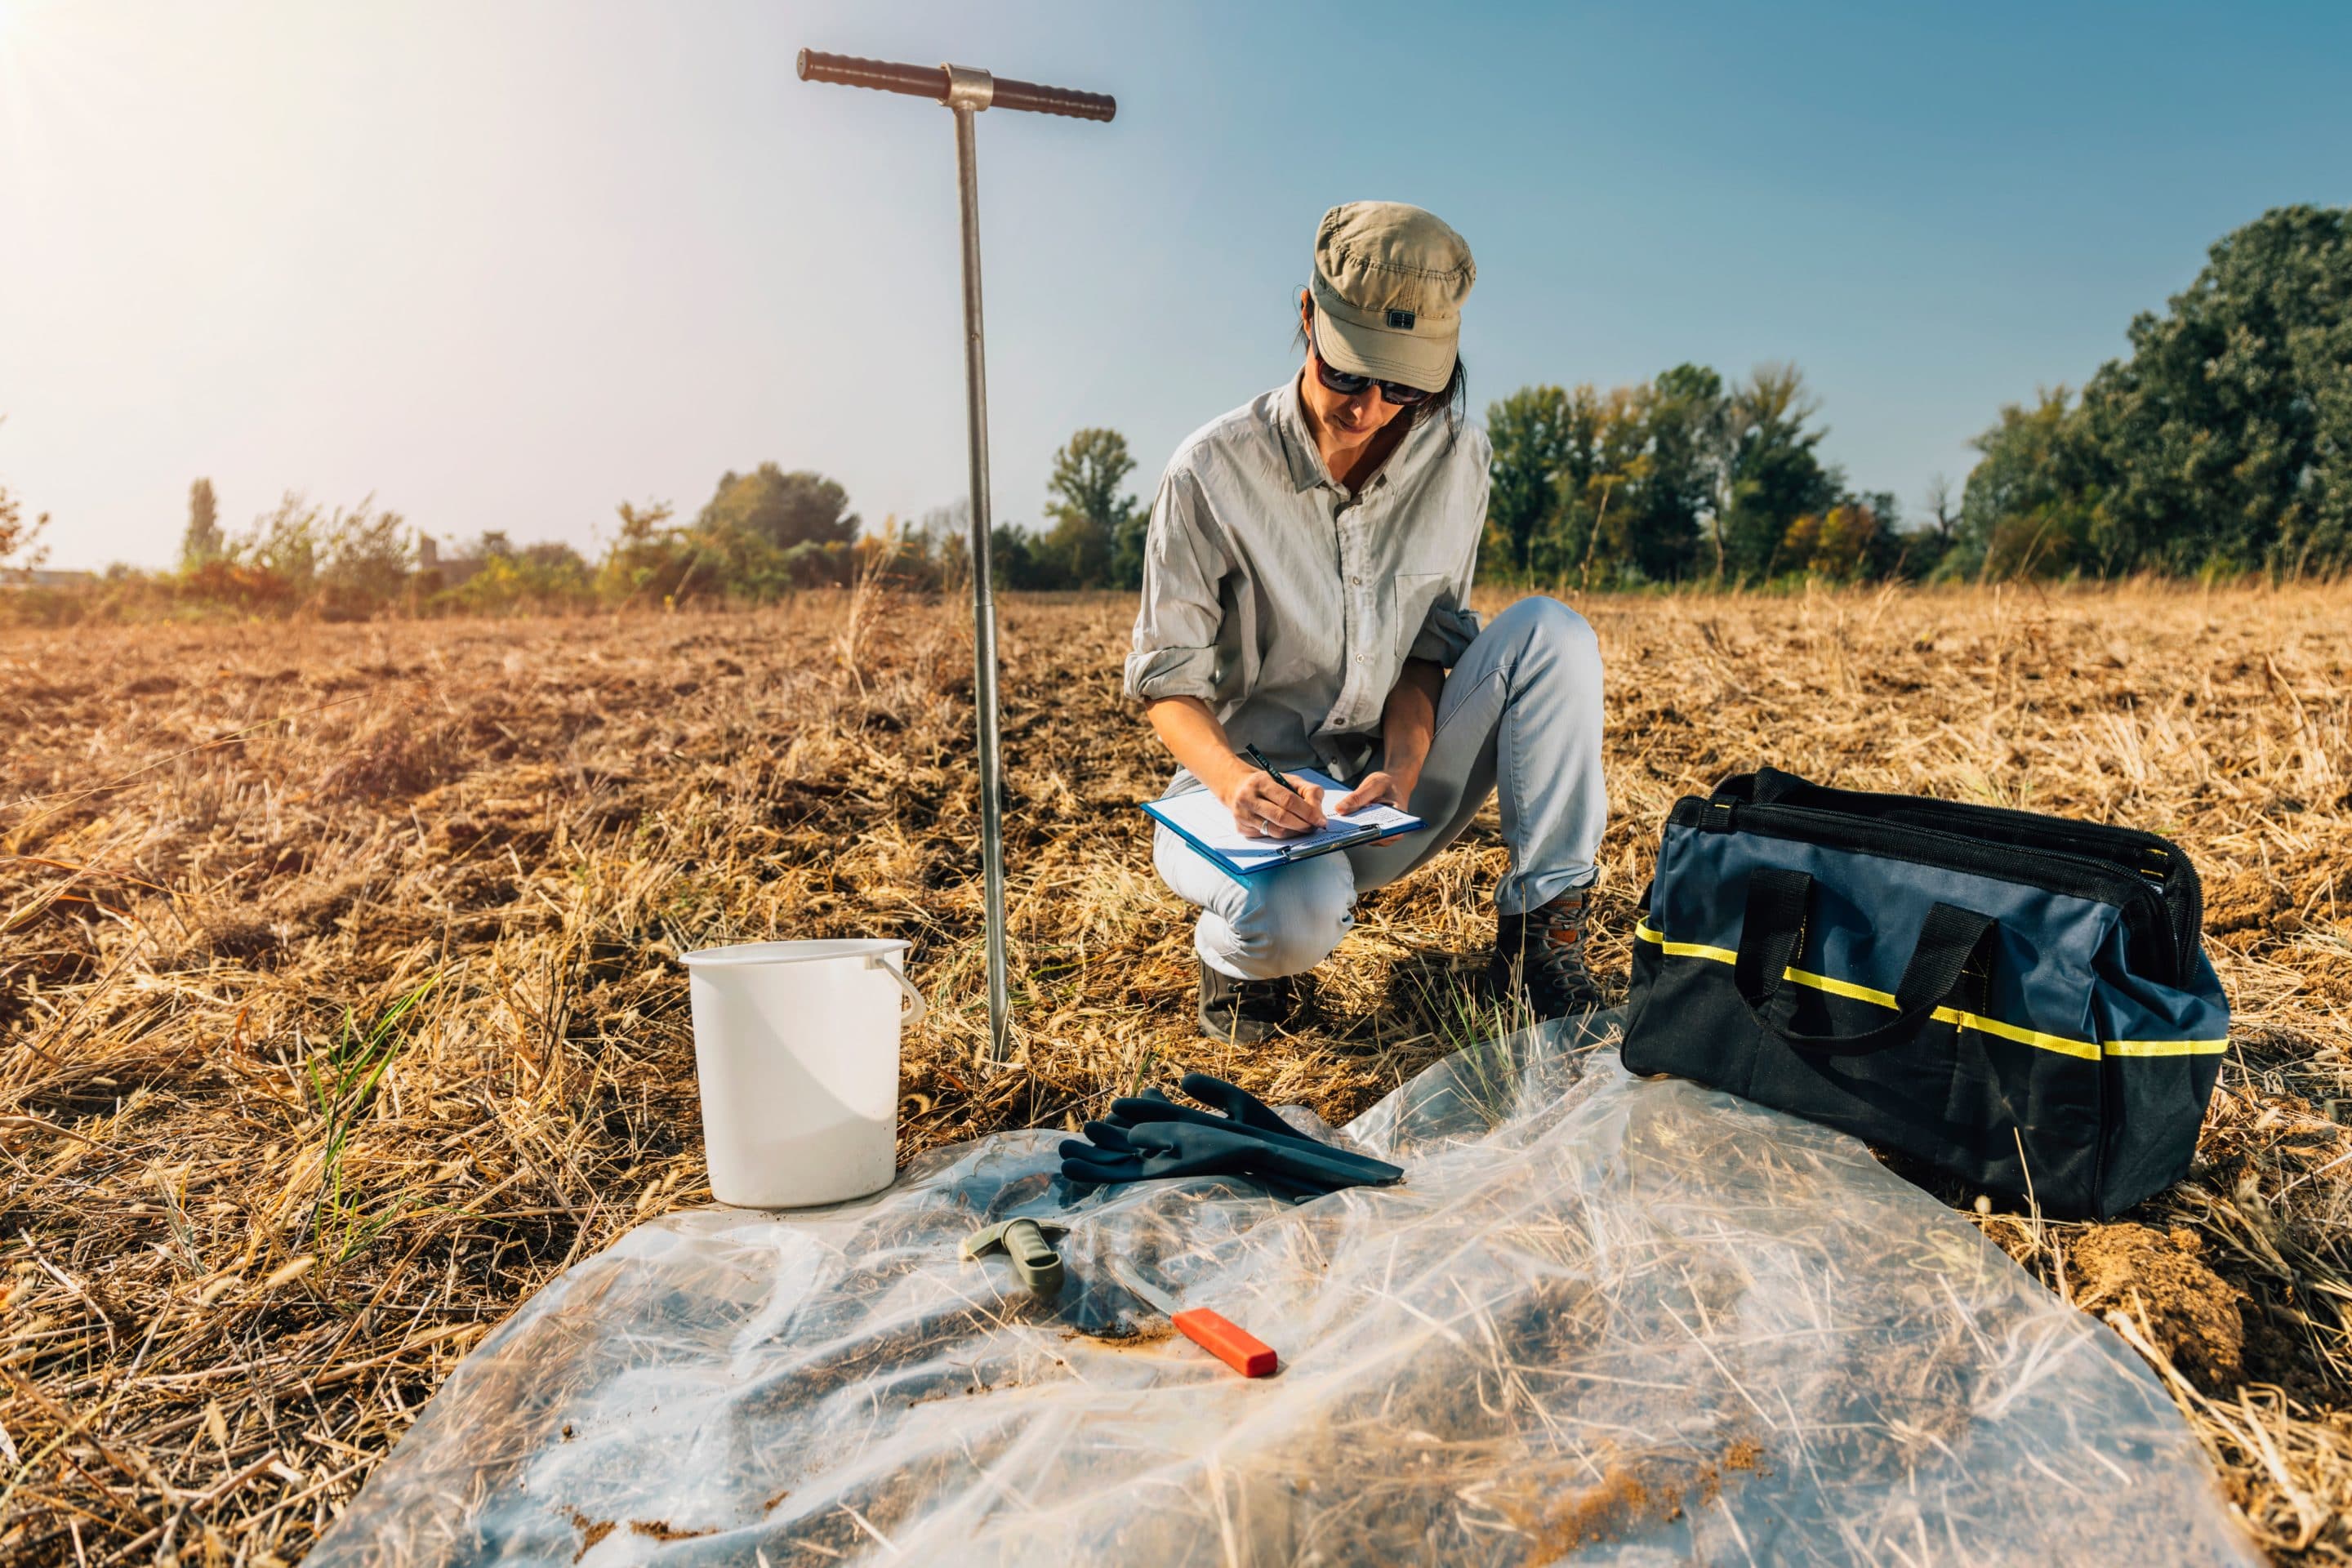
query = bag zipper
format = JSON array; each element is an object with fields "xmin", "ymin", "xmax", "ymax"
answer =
[
  {"xmin": 1673, "ymin": 797, "xmax": 2183, "ymax": 982},
  {"xmin": 1713, "ymin": 773, "xmax": 2203, "ymax": 980},
  {"xmin": 1873, "ymin": 802, "xmax": 2200, "ymax": 966}
]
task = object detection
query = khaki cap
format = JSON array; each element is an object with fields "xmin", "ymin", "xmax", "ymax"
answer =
[{"xmin": 1308, "ymin": 201, "xmax": 1476, "ymax": 393}]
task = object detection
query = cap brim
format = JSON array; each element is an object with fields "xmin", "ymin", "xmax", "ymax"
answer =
[{"xmin": 1313, "ymin": 297, "xmax": 1456, "ymax": 393}]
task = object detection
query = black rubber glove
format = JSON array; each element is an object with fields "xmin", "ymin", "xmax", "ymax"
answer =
[
  {"xmin": 1058, "ymin": 1074, "xmax": 1402, "ymax": 1199},
  {"xmin": 1111, "ymin": 1072, "xmax": 1320, "ymax": 1144}
]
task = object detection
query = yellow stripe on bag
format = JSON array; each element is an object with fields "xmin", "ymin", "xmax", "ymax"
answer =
[
  {"xmin": 1633, "ymin": 924, "xmax": 2212, "ymax": 1061},
  {"xmin": 1784, "ymin": 967, "xmax": 1894, "ymax": 1007},
  {"xmin": 1633, "ymin": 923, "xmax": 1739, "ymax": 964},
  {"xmin": 1925, "ymin": 1004, "xmax": 2101, "ymax": 1060},
  {"xmin": 2103, "ymin": 1037, "xmax": 2229, "ymax": 1057}
]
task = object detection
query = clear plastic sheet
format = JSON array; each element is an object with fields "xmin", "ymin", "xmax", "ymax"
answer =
[{"xmin": 315, "ymin": 1016, "xmax": 2256, "ymax": 1566}]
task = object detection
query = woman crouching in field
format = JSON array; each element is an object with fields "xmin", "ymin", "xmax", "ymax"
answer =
[{"xmin": 1126, "ymin": 201, "xmax": 1609, "ymax": 1041}]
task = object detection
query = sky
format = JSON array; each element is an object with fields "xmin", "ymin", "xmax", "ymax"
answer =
[{"xmin": 3, "ymin": 1, "xmax": 2348, "ymax": 572}]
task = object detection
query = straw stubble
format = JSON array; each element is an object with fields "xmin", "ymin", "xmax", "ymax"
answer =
[{"xmin": 0, "ymin": 580, "xmax": 2346, "ymax": 1562}]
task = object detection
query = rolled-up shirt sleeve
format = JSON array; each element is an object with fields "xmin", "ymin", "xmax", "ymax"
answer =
[
  {"xmin": 1405, "ymin": 448, "xmax": 1488, "ymax": 666},
  {"xmin": 1123, "ymin": 470, "xmax": 1228, "ymax": 702}
]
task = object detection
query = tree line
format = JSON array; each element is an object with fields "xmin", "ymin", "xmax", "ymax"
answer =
[
  {"xmin": 4, "ymin": 204, "xmax": 2340, "ymax": 622},
  {"xmin": 1484, "ymin": 363, "xmax": 1918, "ymax": 586},
  {"xmin": 1484, "ymin": 203, "xmax": 2348, "ymax": 586},
  {"xmin": 1953, "ymin": 205, "xmax": 2348, "ymax": 579},
  {"xmin": 0, "ymin": 430, "xmax": 1154, "ymax": 622},
  {"xmin": 963, "ymin": 204, "xmax": 2348, "ymax": 591}
]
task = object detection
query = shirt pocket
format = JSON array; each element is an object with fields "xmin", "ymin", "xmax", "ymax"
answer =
[{"xmin": 1390, "ymin": 572, "xmax": 1449, "ymax": 661}]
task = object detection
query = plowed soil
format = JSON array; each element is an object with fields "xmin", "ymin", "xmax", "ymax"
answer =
[{"xmin": 2, "ymin": 581, "xmax": 2346, "ymax": 1562}]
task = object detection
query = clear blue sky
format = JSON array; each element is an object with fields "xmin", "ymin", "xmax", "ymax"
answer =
[{"xmin": 4, "ymin": 0, "xmax": 2347, "ymax": 571}]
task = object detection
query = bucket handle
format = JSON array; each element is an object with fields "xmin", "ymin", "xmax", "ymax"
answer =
[{"xmin": 867, "ymin": 955, "xmax": 928, "ymax": 1026}]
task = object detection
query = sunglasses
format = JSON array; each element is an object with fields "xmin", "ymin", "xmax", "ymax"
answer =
[{"xmin": 1307, "ymin": 318, "xmax": 1436, "ymax": 407}]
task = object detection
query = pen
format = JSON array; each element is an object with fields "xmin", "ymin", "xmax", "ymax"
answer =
[{"xmin": 1241, "ymin": 744, "xmax": 1296, "ymax": 794}]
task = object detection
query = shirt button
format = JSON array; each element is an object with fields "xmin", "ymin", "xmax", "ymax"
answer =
[{"xmin": 1351, "ymin": 576, "xmax": 1361, "ymax": 586}]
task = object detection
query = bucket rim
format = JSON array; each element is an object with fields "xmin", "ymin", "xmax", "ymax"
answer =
[{"xmin": 680, "ymin": 938, "xmax": 911, "ymax": 969}]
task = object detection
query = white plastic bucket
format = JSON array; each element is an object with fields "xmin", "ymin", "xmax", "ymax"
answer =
[{"xmin": 679, "ymin": 938, "xmax": 926, "ymax": 1208}]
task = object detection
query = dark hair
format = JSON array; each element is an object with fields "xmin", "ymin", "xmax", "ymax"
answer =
[{"xmin": 1294, "ymin": 294, "xmax": 1468, "ymax": 446}]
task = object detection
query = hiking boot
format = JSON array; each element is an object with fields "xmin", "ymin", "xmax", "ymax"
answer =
[
  {"xmin": 1197, "ymin": 959, "xmax": 1297, "ymax": 1043},
  {"xmin": 1491, "ymin": 885, "xmax": 1606, "ymax": 1020}
]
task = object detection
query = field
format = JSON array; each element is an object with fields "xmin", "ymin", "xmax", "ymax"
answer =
[{"xmin": 2, "ymin": 581, "xmax": 2348, "ymax": 1564}]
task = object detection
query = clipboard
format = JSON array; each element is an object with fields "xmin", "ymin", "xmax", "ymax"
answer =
[{"xmin": 1141, "ymin": 768, "xmax": 1423, "ymax": 881}]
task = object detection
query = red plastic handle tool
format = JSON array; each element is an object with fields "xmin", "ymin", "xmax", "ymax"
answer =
[{"xmin": 1173, "ymin": 1307, "xmax": 1279, "ymax": 1378}]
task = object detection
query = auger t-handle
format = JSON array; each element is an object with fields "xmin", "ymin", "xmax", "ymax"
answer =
[{"xmin": 795, "ymin": 50, "xmax": 1116, "ymax": 121}]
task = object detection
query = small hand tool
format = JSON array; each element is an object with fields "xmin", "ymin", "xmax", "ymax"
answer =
[
  {"xmin": 960, "ymin": 1218, "xmax": 1070, "ymax": 1298},
  {"xmin": 1103, "ymin": 1254, "xmax": 1278, "ymax": 1378}
]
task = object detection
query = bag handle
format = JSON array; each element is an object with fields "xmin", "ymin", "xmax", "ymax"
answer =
[
  {"xmin": 1735, "ymin": 868, "xmax": 1993, "ymax": 1055},
  {"xmin": 865, "ymin": 953, "xmax": 928, "ymax": 1026},
  {"xmin": 1708, "ymin": 766, "xmax": 1813, "ymax": 811}
]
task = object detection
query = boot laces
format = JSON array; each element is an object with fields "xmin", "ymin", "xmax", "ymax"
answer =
[{"xmin": 1513, "ymin": 893, "xmax": 1596, "ymax": 997}]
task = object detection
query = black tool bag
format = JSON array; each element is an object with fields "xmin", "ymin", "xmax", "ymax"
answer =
[{"xmin": 1620, "ymin": 768, "xmax": 2228, "ymax": 1218}]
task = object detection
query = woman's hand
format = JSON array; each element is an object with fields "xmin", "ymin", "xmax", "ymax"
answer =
[
  {"xmin": 1224, "ymin": 768, "xmax": 1327, "ymax": 839},
  {"xmin": 1335, "ymin": 770, "xmax": 1416, "ymax": 815}
]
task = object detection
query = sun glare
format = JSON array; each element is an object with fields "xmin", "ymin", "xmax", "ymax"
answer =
[{"xmin": 0, "ymin": 0, "xmax": 69, "ymax": 53}]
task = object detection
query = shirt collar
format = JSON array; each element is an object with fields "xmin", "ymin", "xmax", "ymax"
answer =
[
  {"xmin": 1268, "ymin": 371, "xmax": 1427, "ymax": 497},
  {"xmin": 1270, "ymin": 374, "xmax": 1330, "ymax": 493}
]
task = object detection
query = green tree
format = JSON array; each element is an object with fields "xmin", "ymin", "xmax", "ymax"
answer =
[
  {"xmin": 1625, "ymin": 363, "xmax": 1726, "ymax": 581},
  {"xmin": 2078, "ymin": 203, "xmax": 2351, "ymax": 574},
  {"xmin": 238, "ymin": 492, "xmax": 323, "ymax": 586},
  {"xmin": 1848, "ymin": 489, "xmax": 1923, "ymax": 579},
  {"xmin": 1951, "ymin": 389, "xmax": 2100, "ymax": 579},
  {"xmin": 310, "ymin": 497, "xmax": 411, "ymax": 617},
  {"xmin": 1780, "ymin": 502, "xmax": 1883, "ymax": 580},
  {"xmin": 1485, "ymin": 385, "xmax": 1575, "ymax": 576},
  {"xmin": 697, "ymin": 466, "xmax": 858, "ymax": 553},
  {"xmin": 991, "ymin": 523, "xmax": 1055, "ymax": 590},
  {"xmin": 519, "ymin": 541, "xmax": 587, "ymax": 572},
  {"xmin": 1958, "ymin": 206, "xmax": 2352, "ymax": 578},
  {"xmin": 681, "ymin": 466, "xmax": 859, "ymax": 596},
  {"xmin": 1543, "ymin": 385, "xmax": 1652, "ymax": 586},
  {"xmin": 1038, "ymin": 428, "xmax": 1140, "ymax": 589},
  {"xmin": 597, "ymin": 499, "xmax": 697, "ymax": 603},
  {"xmin": 1719, "ymin": 363, "xmax": 1840, "ymax": 579},
  {"xmin": 182, "ymin": 478, "xmax": 223, "ymax": 568},
  {"xmin": 1485, "ymin": 371, "xmax": 1733, "ymax": 586},
  {"xmin": 443, "ymin": 541, "xmax": 594, "ymax": 613}
]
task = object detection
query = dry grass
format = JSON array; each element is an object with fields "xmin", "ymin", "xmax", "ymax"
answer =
[{"xmin": 1, "ymin": 581, "xmax": 2346, "ymax": 1564}]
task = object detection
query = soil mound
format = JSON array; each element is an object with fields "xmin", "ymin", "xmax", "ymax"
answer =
[{"xmin": 2070, "ymin": 1223, "xmax": 2244, "ymax": 1388}]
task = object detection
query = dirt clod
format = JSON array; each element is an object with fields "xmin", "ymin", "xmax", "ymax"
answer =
[
  {"xmin": 567, "ymin": 1511, "xmax": 615, "ymax": 1563},
  {"xmin": 2070, "ymin": 1223, "xmax": 2244, "ymax": 1388}
]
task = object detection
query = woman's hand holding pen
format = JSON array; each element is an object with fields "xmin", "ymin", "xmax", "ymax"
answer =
[
  {"xmin": 1222, "ymin": 751, "xmax": 1327, "ymax": 840},
  {"xmin": 1138, "ymin": 700, "xmax": 1330, "ymax": 840}
]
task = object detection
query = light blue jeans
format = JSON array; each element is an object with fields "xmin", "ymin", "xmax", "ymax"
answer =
[{"xmin": 1155, "ymin": 595, "xmax": 1608, "ymax": 981}]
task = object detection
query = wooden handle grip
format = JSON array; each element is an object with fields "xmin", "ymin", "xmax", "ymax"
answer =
[{"xmin": 1173, "ymin": 1308, "xmax": 1278, "ymax": 1378}]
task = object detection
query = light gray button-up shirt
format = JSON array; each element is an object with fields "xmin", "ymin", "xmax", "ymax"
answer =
[{"xmin": 1124, "ymin": 375, "xmax": 1490, "ymax": 786}]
